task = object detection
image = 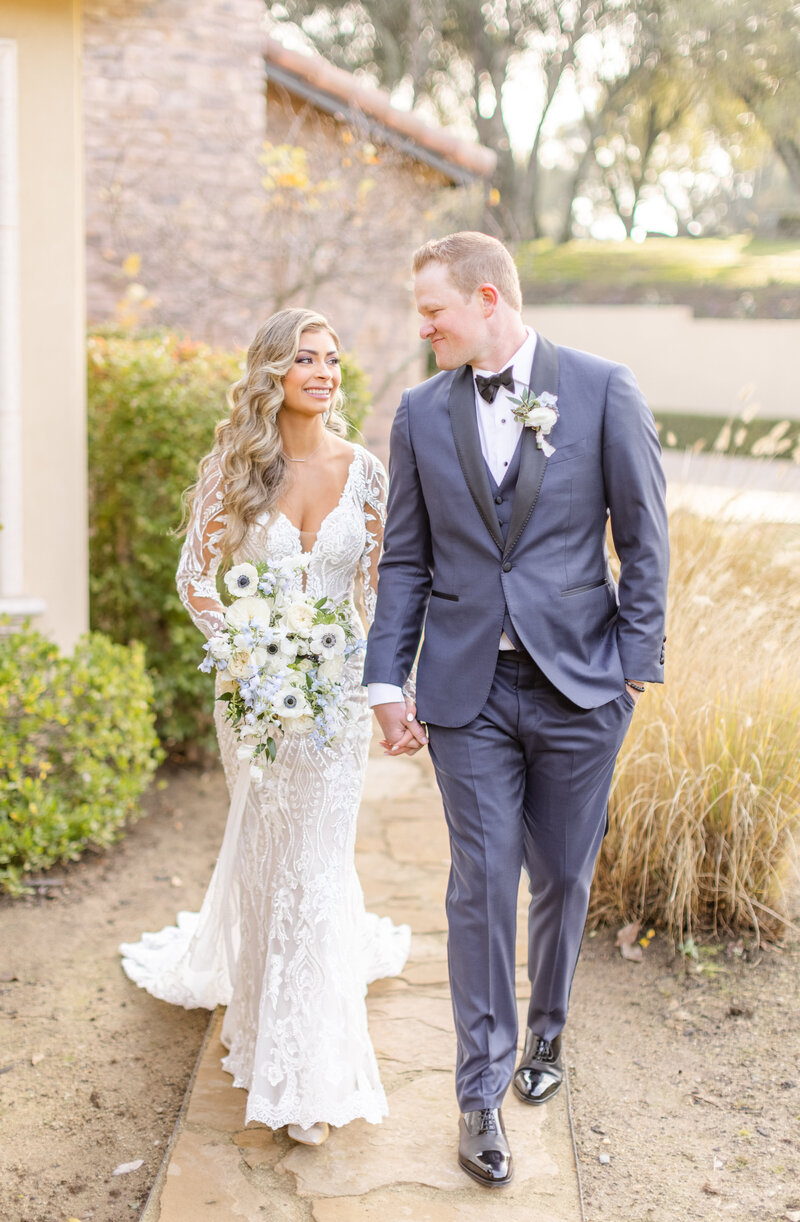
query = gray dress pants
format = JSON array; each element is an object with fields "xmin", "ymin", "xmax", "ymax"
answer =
[{"xmin": 427, "ymin": 651, "xmax": 634, "ymax": 1112}]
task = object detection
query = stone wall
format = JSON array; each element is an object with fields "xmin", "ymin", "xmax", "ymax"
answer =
[
  {"xmin": 82, "ymin": 4, "xmax": 459, "ymax": 451},
  {"xmin": 83, "ymin": 0, "xmax": 269, "ymax": 346}
]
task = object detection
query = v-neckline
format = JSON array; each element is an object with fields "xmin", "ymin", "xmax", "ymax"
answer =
[{"xmin": 275, "ymin": 447, "xmax": 360, "ymax": 555}]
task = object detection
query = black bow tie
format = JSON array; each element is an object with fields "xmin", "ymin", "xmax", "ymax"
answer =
[{"xmin": 475, "ymin": 366, "xmax": 515, "ymax": 403}]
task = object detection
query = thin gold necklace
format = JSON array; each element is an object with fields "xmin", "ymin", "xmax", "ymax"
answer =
[{"xmin": 282, "ymin": 437, "xmax": 326, "ymax": 463}]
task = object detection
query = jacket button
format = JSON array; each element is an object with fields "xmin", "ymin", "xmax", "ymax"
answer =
[
  {"xmin": 495, "ymin": 495, "xmax": 503, "ymax": 504},
  {"xmin": 502, "ymin": 561, "xmax": 512, "ymax": 572}
]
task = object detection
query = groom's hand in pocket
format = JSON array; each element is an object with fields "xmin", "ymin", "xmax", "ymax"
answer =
[{"xmin": 374, "ymin": 700, "xmax": 428, "ymax": 756}]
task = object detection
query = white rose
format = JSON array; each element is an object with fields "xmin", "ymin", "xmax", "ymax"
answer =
[
  {"xmin": 227, "ymin": 649, "xmax": 255, "ymax": 679},
  {"xmin": 278, "ymin": 633, "xmax": 299, "ymax": 660},
  {"xmin": 294, "ymin": 657, "xmax": 312, "ymax": 673},
  {"xmin": 525, "ymin": 405, "xmax": 558, "ymax": 433},
  {"xmin": 286, "ymin": 601, "xmax": 315, "ymax": 635},
  {"xmin": 284, "ymin": 714, "xmax": 315, "ymax": 735},
  {"xmin": 309, "ymin": 623, "xmax": 346, "ymax": 659},
  {"xmin": 318, "ymin": 655, "xmax": 345, "ymax": 682},
  {"xmin": 208, "ymin": 634, "xmax": 232, "ymax": 660},
  {"xmin": 224, "ymin": 563, "xmax": 259, "ymax": 598},
  {"xmin": 225, "ymin": 595, "xmax": 270, "ymax": 629},
  {"xmin": 277, "ymin": 553, "xmax": 310, "ymax": 573},
  {"xmin": 249, "ymin": 646, "xmax": 268, "ymax": 670}
]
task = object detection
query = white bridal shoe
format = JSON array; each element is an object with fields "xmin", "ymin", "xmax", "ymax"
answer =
[{"xmin": 287, "ymin": 1122, "xmax": 330, "ymax": 1146}]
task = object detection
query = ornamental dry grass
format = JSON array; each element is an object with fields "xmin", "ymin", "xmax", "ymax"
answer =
[{"xmin": 591, "ymin": 510, "xmax": 800, "ymax": 943}]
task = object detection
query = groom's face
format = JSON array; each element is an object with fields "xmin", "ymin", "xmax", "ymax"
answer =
[{"xmin": 414, "ymin": 262, "xmax": 489, "ymax": 370}]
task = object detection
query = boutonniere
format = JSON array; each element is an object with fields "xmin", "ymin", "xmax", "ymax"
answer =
[{"xmin": 509, "ymin": 389, "xmax": 559, "ymax": 457}]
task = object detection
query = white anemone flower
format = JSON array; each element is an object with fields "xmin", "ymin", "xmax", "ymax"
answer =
[
  {"xmin": 309, "ymin": 623, "xmax": 346, "ymax": 660},
  {"xmin": 261, "ymin": 636, "xmax": 290, "ymax": 672},
  {"xmin": 274, "ymin": 685, "xmax": 310, "ymax": 719},
  {"xmin": 224, "ymin": 562, "xmax": 259, "ymax": 598}
]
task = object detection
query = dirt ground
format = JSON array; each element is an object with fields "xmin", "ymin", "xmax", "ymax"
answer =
[{"xmin": 1, "ymin": 764, "xmax": 798, "ymax": 1222}]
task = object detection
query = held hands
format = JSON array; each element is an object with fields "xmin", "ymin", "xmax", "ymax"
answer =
[{"xmin": 374, "ymin": 698, "xmax": 428, "ymax": 756}]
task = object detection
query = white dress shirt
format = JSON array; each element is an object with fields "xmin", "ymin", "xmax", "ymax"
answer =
[{"xmin": 369, "ymin": 328, "xmax": 538, "ymax": 707}]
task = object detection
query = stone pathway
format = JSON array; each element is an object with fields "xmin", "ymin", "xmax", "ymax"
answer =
[{"xmin": 141, "ymin": 749, "xmax": 582, "ymax": 1222}]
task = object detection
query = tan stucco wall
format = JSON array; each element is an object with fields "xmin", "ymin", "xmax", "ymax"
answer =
[
  {"xmin": 524, "ymin": 305, "xmax": 800, "ymax": 421},
  {"xmin": 1, "ymin": 0, "xmax": 87, "ymax": 650}
]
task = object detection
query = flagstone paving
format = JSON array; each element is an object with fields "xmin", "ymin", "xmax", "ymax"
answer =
[{"xmin": 142, "ymin": 750, "xmax": 582, "ymax": 1222}]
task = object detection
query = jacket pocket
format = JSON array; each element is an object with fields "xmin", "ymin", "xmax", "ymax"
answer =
[
  {"xmin": 560, "ymin": 578, "xmax": 607, "ymax": 597},
  {"xmin": 546, "ymin": 438, "xmax": 587, "ymax": 465},
  {"xmin": 430, "ymin": 590, "xmax": 459, "ymax": 602}
]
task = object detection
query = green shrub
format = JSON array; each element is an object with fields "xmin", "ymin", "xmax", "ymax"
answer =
[
  {"xmin": 0, "ymin": 625, "xmax": 162, "ymax": 895},
  {"xmin": 88, "ymin": 330, "xmax": 371, "ymax": 754}
]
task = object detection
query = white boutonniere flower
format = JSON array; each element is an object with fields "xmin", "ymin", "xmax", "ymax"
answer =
[{"xmin": 509, "ymin": 389, "xmax": 559, "ymax": 457}]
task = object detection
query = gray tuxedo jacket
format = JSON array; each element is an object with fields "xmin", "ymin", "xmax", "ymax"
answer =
[{"xmin": 364, "ymin": 335, "xmax": 669, "ymax": 726}]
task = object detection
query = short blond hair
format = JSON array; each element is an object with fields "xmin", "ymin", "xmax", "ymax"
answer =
[{"xmin": 412, "ymin": 231, "xmax": 522, "ymax": 311}]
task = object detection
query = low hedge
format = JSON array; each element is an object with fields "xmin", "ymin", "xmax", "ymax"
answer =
[
  {"xmin": 0, "ymin": 625, "xmax": 162, "ymax": 894},
  {"xmin": 88, "ymin": 330, "xmax": 371, "ymax": 755},
  {"xmin": 654, "ymin": 410, "xmax": 800, "ymax": 459}
]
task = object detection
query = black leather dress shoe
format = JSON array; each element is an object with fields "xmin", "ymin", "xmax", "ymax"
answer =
[
  {"xmin": 513, "ymin": 1030, "xmax": 563, "ymax": 1105},
  {"xmin": 458, "ymin": 1107, "xmax": 513, "ymax": 1187}
]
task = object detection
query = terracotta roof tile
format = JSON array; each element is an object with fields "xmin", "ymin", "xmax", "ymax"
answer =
[{"xmin": 264, "ymin": 36, "xmax": 496, "ymax": 182}]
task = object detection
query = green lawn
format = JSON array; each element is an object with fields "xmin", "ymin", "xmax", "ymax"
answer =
[{"xmin": 516, "ymin": 236, "xmax": 800, "ymax": 290}]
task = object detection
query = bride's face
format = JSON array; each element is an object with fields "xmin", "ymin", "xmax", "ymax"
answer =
[{"xmin": 281, "ymin": 330, "xmax": 341, "ymax": 418}]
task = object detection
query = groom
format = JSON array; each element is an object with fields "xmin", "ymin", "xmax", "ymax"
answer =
[{"xmin": 364, "ymin": 232, "xmax": 669, "ymax": 1186}]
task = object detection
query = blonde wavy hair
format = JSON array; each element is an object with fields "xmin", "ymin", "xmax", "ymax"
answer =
[{"xmin": 187, "ymin": 308, "xmax": 348, "ymax": 560}]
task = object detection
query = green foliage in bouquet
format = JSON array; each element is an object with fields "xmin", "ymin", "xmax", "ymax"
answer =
[
  {"xmin": 0, "ymin": 624, "xmax": 162, "ymax": 894},
  {"xmin": 87, "ymin": 330, "xmax": 371, "ymax": 754}
]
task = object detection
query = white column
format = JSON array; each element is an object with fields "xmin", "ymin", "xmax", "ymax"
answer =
[{"xmin": 0, "ymin": 38, "xmax": 45, "ymax": 628}]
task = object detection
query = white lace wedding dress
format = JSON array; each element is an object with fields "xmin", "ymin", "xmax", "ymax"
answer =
[{"xmin": 120, "ymin": 444, "xmax": 411, "ymax": 1130}]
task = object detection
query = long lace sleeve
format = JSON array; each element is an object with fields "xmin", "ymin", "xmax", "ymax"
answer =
[
  {"xmin": 358, "ymin": 450, "xmax": 388, "ymax": 629},
  {"xmin": 176, "ymin": 459, "xmax": 228, "ymax": 640}
]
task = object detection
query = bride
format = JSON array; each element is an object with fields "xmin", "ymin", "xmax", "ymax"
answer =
[{"xmin": 120, "ymin": 308, "xmax": 411, "ymax": 1146}]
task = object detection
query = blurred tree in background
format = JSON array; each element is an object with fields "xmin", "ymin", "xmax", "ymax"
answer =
[{"xmin": 268, "ymin": 0, "xmax": 800, "ymax": 241}]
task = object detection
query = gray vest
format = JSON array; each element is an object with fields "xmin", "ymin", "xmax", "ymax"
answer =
[{"xmin": 485, "ymin": 440, "xmax": 524, "ymax": 651}]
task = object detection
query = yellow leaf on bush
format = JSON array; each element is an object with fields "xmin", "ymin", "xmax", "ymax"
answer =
[{"xmin": 122, "ymin": 253, "xmax": 141, "ymax": 278}]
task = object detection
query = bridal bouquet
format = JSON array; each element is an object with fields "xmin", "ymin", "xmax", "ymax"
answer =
[{"xmin": 199, "ymin": 555, "xmax": 364, "ymax": 779}]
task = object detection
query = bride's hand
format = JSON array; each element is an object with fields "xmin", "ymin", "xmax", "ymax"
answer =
[{"xmin": 375, "ymin": 699, "xmax": 428, "ymax": 756}]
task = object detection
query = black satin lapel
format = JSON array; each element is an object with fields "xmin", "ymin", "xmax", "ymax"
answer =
[
  {"xmin": 449, "ymin": 366, "xmax": 504, "ymax": 551},
  {"xmin": 503, "ymin": 336, "xmax": 560, "ymax": 559}
]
